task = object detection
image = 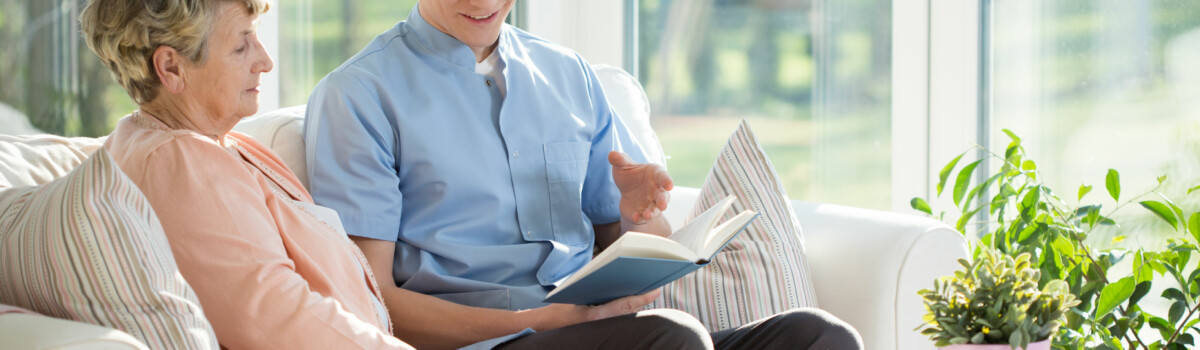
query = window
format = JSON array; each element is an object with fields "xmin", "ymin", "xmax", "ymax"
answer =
[
  {"xmin": 277, "ymin": 0, "xmax": 417, "ymax": 107},
  {"xmin": 0, "ymin": 0, "xmax": 427, "ymax": 136},
  {"xmin": 636, "ymin": 0, "xmax": 893, "ymax": 209},
  {"xmin": 0, "ymin": 0, "xmax": 134, "ymax": 137},
  {"xmin": 989, "ymin": 0, "xmax": 1200, "ymax": 247}
]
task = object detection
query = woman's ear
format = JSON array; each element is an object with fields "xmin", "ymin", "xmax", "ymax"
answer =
[{"xmin": 152, "ymin": 46, "xmax": 185, "ymax": 94}]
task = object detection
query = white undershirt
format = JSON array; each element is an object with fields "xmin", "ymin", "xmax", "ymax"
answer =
[{"xmin": 475, "ymin": 50, "xmax": 507, "ymax": 97}]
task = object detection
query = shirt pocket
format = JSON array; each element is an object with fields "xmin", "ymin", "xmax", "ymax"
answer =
[{"xmin": 543, "ymin": 141, "xmax": 591, "ymax": 245}]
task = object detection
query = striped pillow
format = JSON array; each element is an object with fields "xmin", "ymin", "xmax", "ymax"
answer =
[
  {"xmin": 650, "ymin": 119, "xmax": 820, "ymax": 331},
  {"xmin": 0, "ymin": 147, "xmax": 217, "ymax": 349}
]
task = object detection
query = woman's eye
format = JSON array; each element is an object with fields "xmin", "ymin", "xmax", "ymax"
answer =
[{"xmin": 234, "ymin": 46, "xmax": 246, "ymax": 53}]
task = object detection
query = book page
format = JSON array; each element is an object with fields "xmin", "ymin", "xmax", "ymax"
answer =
[
  {"xmin": 696, "ymin": 210, "xmax": 758, "ymax": 259},
  {"xmin": 556, "ymin": 232, "xmax": 696, "ymax": 290},
  {"xmin": 668, "ymin": 195, "xmax": 737, "ymax": 252}
]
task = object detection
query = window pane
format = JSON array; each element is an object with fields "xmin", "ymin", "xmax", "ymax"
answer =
[
  {"xmin": 637, "ymin": 0, "xmax": 892, "ymax": 209},
  {"xmin": 991, "ymin": 0, "xmax": 1200, "ymax": 248},
  {"xmin": 278, "ymin": 0, "xmax": 418, "ymax": 107},
  {"xmin": 0, "ymin": 0, "xmax": 135, "ymax": 136}
]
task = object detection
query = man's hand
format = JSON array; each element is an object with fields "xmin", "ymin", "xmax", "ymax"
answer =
[
  {"xmin": 609, "ymin": 151, "xmax": 673, "ymax": 225},
  {"xmin": 525, "ymin": 290, "xmax": 662, "ymax": 331}
]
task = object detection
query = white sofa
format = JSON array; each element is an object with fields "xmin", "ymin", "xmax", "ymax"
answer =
[{"xmin": 0, "ymin": 67, "xmax": 967, "ymax": 349}]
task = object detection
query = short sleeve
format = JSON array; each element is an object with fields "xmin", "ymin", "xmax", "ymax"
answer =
[{"xmin": 305, "ymin": 71, "xmax": 404, "ymax": 241}]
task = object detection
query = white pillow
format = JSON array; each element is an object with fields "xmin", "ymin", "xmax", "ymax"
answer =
[
  {"xmin": 0, "ymin": 147, "xmax": 218, "ymax": 349},
  {"xmin": 649, "ymin": 120, "xmax": 820, "ymax": 331},
  {"xmin": 592, "ymin": 64, "xmax": 668, "ymax": 167}
]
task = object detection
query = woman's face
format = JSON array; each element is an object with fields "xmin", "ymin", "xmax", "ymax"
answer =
[
  {"xmin": 420, "ymin": 0, "xmax": 515, "ymax": 54},
  {"xmin": 184, "ymin": 1, "xmax": 273, "ymax": 120}
]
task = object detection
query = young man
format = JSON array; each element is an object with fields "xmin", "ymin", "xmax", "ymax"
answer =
[{"xmin": 305, "ymin": 1, "xmax": 862, "ymax": 349}]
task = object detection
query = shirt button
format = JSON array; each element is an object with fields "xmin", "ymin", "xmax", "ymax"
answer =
[
  {"xmin": 512, "ymin": 151, "xmax": 520, "ymax": 158},
  {"xmin": 524, "ymin": 231, "xmax": 532, "ymax": 239},
  {"xmin": 485, "ymin": 79, "xmax": 493, "ymax": 87}
]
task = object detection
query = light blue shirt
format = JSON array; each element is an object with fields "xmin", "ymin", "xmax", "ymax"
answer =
[{"xmin": 305, "ymin": 4, "xmax": 648, "ymax": 316}]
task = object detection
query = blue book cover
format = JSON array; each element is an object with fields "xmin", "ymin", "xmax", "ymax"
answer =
[{"xmin": 544, "ymin": 196, "xmax": 758, "ymax": 305}]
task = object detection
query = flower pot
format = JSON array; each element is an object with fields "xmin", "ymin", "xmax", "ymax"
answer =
[{"xmin": 942, "ymin": 339, "xmax": 1050, "ymax": 350}]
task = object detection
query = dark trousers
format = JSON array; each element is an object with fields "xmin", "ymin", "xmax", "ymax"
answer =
[{"xmin": 495, "ymin": 308, "xmax": 864, "ymax": 350}]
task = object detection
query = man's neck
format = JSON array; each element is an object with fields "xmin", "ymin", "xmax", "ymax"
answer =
[{"xmin": 473, "ymin": 43, "xmax": 498, "ymax": 63}]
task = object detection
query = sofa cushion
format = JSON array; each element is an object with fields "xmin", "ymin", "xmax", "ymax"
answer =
[
  {"xmin": 0, "ymin": 146, "xmax": 217, "ymax": 349},
  {"xmin": 649, "ymin": 119, "xmax": 820, "ymax": 331}
]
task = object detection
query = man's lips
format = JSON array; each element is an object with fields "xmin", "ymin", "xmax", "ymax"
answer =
[{"xmin": 462, "ymin": 11, "xmax": 498, "ymax": 23}]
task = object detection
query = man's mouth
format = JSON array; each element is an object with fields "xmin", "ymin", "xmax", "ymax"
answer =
[{"xmin": 463, "ymin": 12, "xmax": 497, "ymax": 21}]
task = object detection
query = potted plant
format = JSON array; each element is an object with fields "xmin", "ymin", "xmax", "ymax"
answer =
[
  {"xmin": 913, "ymin": 130, "xmax": 1200, "ymax": 349},
  {"xmin": 918, "ymin": 246, "xmax": 1080, "ymax": 349}
]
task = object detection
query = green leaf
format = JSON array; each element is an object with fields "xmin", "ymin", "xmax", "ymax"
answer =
[
  {"xmin": 1106, "ymin": 169, "xmax": 1120, "ymax": 201},
  {"xmin": 1188, "ymin": 185, "xmax": 1200, "ymax": 196},
  {"xmin": 1179, "ymin": 333, "xmax": 1195, "ymax": 346},
  {"xmin": 956, "ymin": 208, "xmax": 980, "ymax": 234},
  {"xmin": 1079, "ymin": 205, "xmax": 1101, "ymax": 227},
  {"xmin": 1141, "ymin": 201, "xmax": 1180, "ymax": 229},
  {"xmin": 1097, "ymin": 276, "xmax": 1136, "ymax": 317},
  {"xmin": 1149, "ymin": 316, "xmax": 1175, "ymax": 339},
  {"xmin": 954, "ymin": 160, "xmax": 982, "ymax": 206},
  {"xmin": 937, "ymin": 152, "xmax": 966, "ymax": 196},
  {"xmin": 1128, "ymin": 281, "xmax": 1152, "ymax": 309},
  {"xmin": 1170, "ymin": 301, "xmax": 1186, "ymax": 324},
  {"xmin": 911, "ymin": 197, "xmax": 932, "ymax": 215},
  {"xmin": 1051, "ymin": 235, "xmax": 1075, "ymax": 259},
  {"xmin": 1189, "ymin": 212, "xmax": 1200, "ymax": 244},
  {"xmin": 1163, "ymin": 288, "xmax": 1188, "ymax": 304},
  {"xmin": 1079, "ymin": 185, "xmax": 1093, "ymax": 201},
  {"xmin": 1002, "ymin": 129, "xmax": 1022, "ymax": 143}
]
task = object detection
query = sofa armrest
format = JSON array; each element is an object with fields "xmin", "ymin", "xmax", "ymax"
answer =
[
  {"xmin": 664, "ymin": 186, "xmax": 967, "ymax": 350},
  {"xmin": 0, "ymin": 313, "xmax": 148, "ymax": 350}
]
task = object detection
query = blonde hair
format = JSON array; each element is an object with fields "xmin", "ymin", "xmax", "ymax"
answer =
[{"xmin": 80, "ymin": 0, "xmax": 270, "ymax": 104}]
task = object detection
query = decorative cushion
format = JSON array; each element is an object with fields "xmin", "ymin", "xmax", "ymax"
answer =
[
  {"xmin": 649, "ymin": 119, "xmax": 820, "ymax": 331},
  {"xmin": 0, "ymin": 147, "xmax": 217, "ymax": 349}
]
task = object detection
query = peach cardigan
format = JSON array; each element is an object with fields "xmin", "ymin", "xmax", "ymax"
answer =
[{"xmin": 104, "ymin": 113, "xmax": 409, "ymax": 349}]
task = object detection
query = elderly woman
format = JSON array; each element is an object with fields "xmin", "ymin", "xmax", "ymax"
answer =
[{"xmin": 79, "ymin": 0, "xmax": 412, "ymax": 348}]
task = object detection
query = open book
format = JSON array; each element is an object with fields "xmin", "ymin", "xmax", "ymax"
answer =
[{"xmin": 544, "ymin": 195, "xmax": 759, "ymax": 305}]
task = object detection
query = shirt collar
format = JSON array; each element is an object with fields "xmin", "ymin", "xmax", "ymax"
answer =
[{"xmin": 406, "ymin": 3, "xmax": 510, "ymax": 69}]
